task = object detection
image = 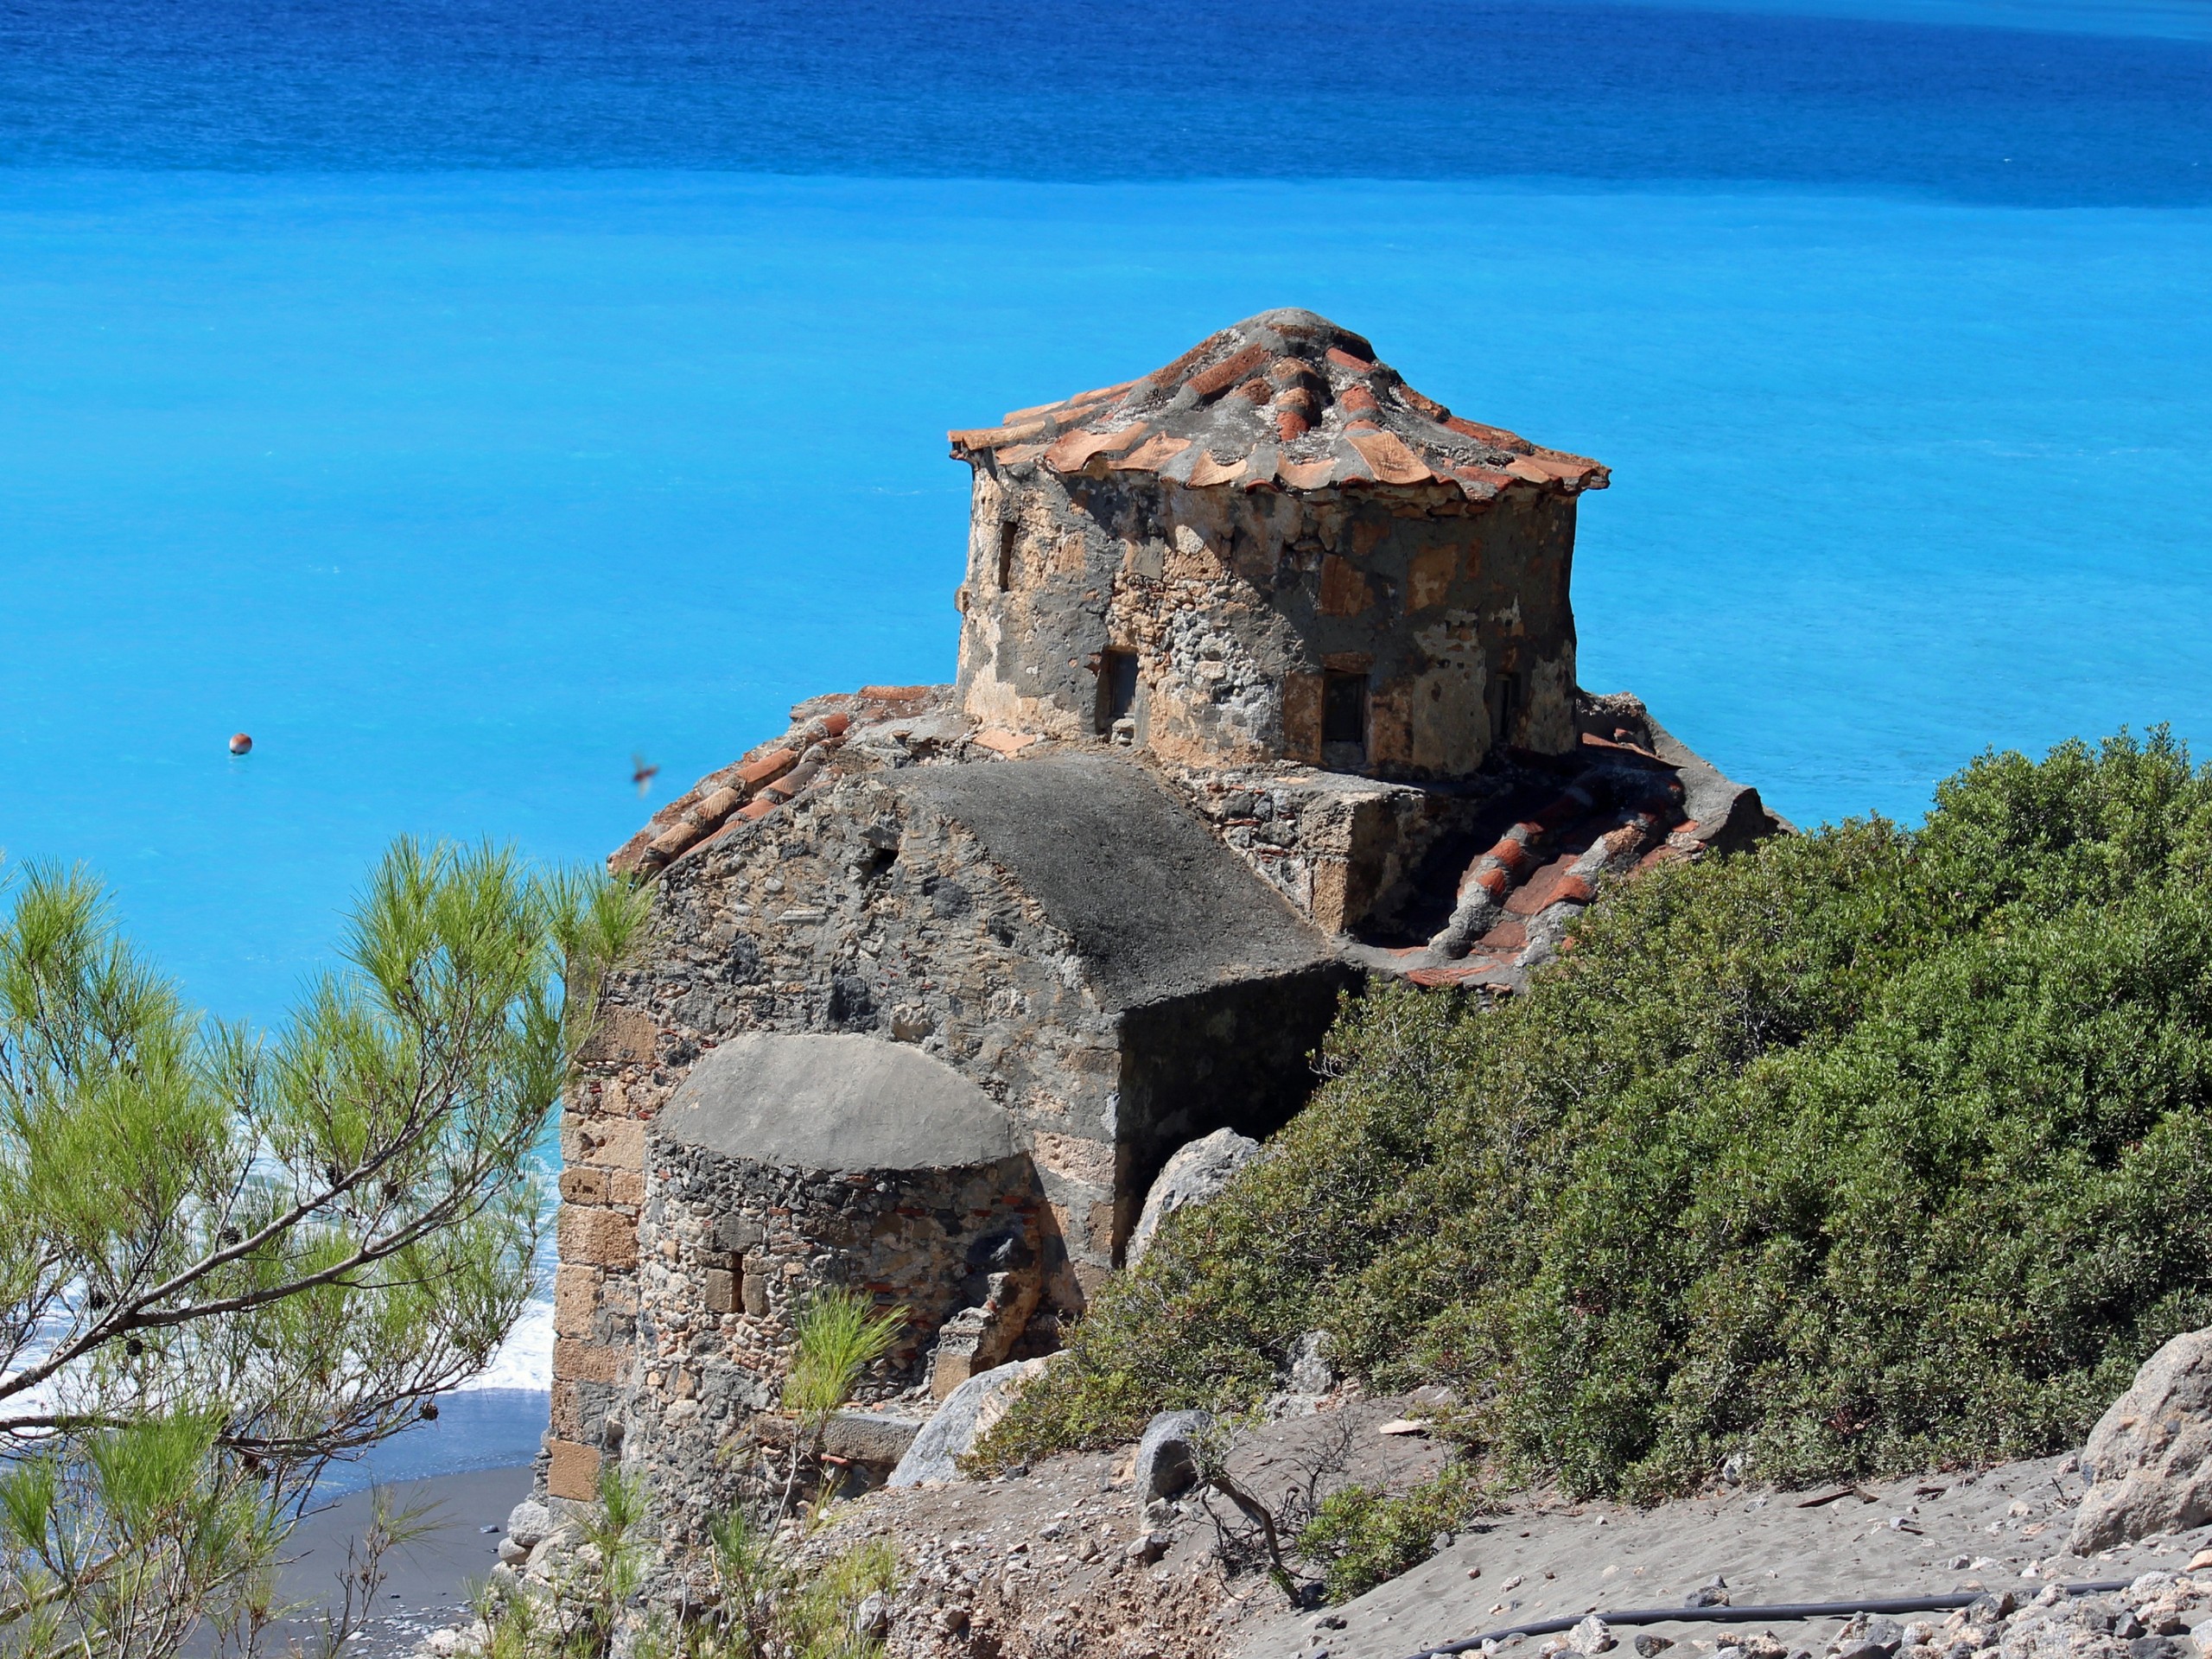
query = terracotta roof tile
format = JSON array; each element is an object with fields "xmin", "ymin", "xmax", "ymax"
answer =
[
  {"xmin": 1187, "ymin": 451, "xmax": 1248, "ymax": 487},
  {"xmin": 1345, "ymin": 429, "xmax": 1431, "ymax": 486},
  {"xmin": 1185, "ymin": 342, "xmax": 1274, "ymax": 403},
  {"xmin": 950, "ymin": 308, "xmax": 1607, "ymax": 503},
  {"xmin": 735, "ymin": 748, "xmax": 799, "ymax": 789},
  {"xmin": 1110, "ymin": 432, "xmax": 1192, "ymax": 472}
]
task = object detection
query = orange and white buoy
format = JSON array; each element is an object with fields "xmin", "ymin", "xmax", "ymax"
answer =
[{"xmin": 228, "ymin": 733, "xmax": 252, "ymax": 755}]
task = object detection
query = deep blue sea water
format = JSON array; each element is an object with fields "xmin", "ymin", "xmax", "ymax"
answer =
[{"xmin": 3, "ymin": 0, "xmax": 2209, "ymax": 1468}]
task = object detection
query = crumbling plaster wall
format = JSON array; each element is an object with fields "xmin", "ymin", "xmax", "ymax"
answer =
[{"xmin": 955, "ymin": 461, "xmax": 1579, "ymax": 776}]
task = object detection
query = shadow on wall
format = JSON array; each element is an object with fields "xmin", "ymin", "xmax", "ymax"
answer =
[{"xmin": 1113, "ymin": 965, "xmax": 1357, "ymax": 1261}]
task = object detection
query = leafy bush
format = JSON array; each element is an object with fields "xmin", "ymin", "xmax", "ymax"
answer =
[
  {"xmin": 978, "ymin": 731, "xmax": 2212, "ymax": 1499},
  {"xmin": 1295, "ymin": 1467, "xmax": 1491, "ymax": 1604}
]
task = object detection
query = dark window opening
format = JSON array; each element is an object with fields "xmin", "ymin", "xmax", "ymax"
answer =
[
  {"xmin": 1098, "ymin": 649, "xmax": 1140, "ymax": 734},
  {"xmin": 1491, "ymin": 671, "xmax": 1521, "ymax": 747},
  {"xmin": 996, "ymin": 521, "xmax": 1019, "ymax": 591},
  {"xmin": 1322, "ymin": 671, "xmax": 1369, "ymax": 763}
]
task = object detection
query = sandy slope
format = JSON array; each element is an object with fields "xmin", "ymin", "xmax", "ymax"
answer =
[{"xmin": 1234, "ymin": 1452, "xmax": 2208, "ymax": 1659}]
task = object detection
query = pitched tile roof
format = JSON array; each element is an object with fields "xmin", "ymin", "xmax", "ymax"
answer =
[{"xmin": 949, "ymin": 308, "xmax": 1608, "ymax": 503}]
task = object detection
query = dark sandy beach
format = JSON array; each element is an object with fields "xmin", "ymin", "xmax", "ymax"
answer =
[{"xmin": 258, "ymin": 1463, "xmax": 531, "ymax": 1657}]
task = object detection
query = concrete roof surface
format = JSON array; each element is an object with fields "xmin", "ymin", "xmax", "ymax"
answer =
[
  {"xmin": 655, "ymin": 1032, "xmax": 1016, "ymax": 1173},
  {"xmin": 947, "ymin": 308, "xmax": 1607, "ymax": 501},
  {"xmin": 898, "ymin": 752, "xmax": 1337, "ymax": 1011}
]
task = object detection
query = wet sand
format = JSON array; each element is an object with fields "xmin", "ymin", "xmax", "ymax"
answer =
[{"xmin": 260, "ymin": 1463, "xmax": 531, "ymax": 1656}]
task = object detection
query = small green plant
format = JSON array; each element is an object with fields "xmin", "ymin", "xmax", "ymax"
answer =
[
  {"xmin": 776, "ymin": 1288, "xmax": 906, "ymax": 1523},
  {"xmin": 472, "ymin": 1470, "xmax": 896, "ymax": 1659},
  {"xmin": 474, "ymin": 1465, "xmax": 650, "ymax": 1659},
  {"xmin": 1294, "ymin": 1466, "xmax": 1491, "ymax": 1603}
]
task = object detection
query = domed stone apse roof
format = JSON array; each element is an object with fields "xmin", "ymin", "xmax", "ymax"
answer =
[{"xmin": 948, "ymin": 308, "xmax": 1607, "ymax": 499}]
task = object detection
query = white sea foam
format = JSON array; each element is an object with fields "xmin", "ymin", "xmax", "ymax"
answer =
[{"xmin": 460, "ymin": 1284, "xmax": 555, "ymax": 1392}]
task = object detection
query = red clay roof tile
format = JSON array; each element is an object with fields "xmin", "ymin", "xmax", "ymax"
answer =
[
  {"xmin": 1345, "ymin": 429, "xmax": 1433, "ymax": 486},
  {"xmin": 950, "ymin": 309, "xmax": 1606, "ymax": 503},
  {"xmin": 735, "ymin": 749, "xmax": 798, "ymax": 788},
  {"xmin": 1187, "ymin": 451, "xmax": 1249, "ymax": 487},
  {"xmin": 1185, "ymin": 342, "xmax": 1274, "ymax": 403},
  {"xmin": 1110, "ymin": 433, "xmax": 1192, "ymax": 472}
]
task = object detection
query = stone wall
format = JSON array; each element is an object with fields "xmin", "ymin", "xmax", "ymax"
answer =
[
  {"xmin": 954, "ymin": 463, "xmax": 1579, "ymax": 778},
  {"xmin": 622, "ymin": 1135, "xmax": 1044, "ymax": 1548},
  {"xmin": 549, "ymin": 697, "xmax": 1344, "ymax": 1500}
]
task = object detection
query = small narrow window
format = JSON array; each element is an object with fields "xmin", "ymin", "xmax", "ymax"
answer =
[
  {"xmin": 1322, "ymin": 670, "xmax": 1368, "ymax": 766},
  {"xmin": 997, "ymin": 521, "xmax": 1019, "ymax": 591},
  {"xmin": 1491, "ymin": 671, "xmax": 1521, "ymax": 747},
  {"xmin": 1097, "ymin": 649, "xmax": 1140, "ymax": 734}
]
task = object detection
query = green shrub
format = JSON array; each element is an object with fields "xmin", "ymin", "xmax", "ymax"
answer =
[
  {"xmin": 1295, "ymin": 1466, "xmax": 1492, "ymax": 1603},
  {"xmin": 978, "ymin": 730, "xmax": 2212, "ymax": 1499}
]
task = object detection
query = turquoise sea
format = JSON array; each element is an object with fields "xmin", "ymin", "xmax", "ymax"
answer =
[{"xmin": 3, "ymin": 0, "xmax": 2209, "ymax": 1477}]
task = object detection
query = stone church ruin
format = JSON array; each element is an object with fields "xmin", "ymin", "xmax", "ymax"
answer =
[{"xmin": 543, "ymin": 309, "xmax": 1782, "ymax": 1541}]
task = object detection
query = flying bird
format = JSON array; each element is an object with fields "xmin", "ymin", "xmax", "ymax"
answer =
[{"xmin": 631, "ymin": 753, "xmax": 660, "ymax": 798}]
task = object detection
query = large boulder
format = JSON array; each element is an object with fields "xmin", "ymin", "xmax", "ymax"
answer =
[
  {"xmin": 505, "ymin": 1498, "xmax": 556, "ymax": 1550},
  {"xmin": 1128, "ymin": 1128, "xmax": 1262, "ymax": 1266},
  {"xmin": 1132, "ymin": 1409, "xmax": 1213, "ymax": 1503},
  {"xmin": 2071, "ymin": 1329, "xmax": 2212, "ymax": 1553},
  {"xmin": 888, "ymin": 1357, "xmax": 1050, "ymax": 1487}
]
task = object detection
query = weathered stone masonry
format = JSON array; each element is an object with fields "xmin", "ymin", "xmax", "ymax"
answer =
[
  {"xmin": 540, "ymin": 310, "xmax": 1785, "ymax": 1521},
  {"xmin": 952, "ymin": 310, "xmax": 1599, "ymax": 778}
]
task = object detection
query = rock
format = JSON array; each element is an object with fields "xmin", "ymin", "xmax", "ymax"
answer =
[
  {"xmin": 821, "ymin": 1409, "xmax": 923, "ymax": 1465},
  {"xmin": 1686, "ymin": 1578, "xmax": 1732, "ymax": 1609},
  {"xmin": 855, "ymin": 1592, "xmax": 889, "ymax": 1637},
  {"xmin": 1636, "ymin": 1638, "xmax": 1675, "ymax": 1658},
  {"xmin": 1132, "ymin": 1409, "xmax": 1212, "ymax": 1503},
  {"xmin": 496, "ymin": 1538, "xmax": 529, "ymax": 1566},
  {"xmin": 1287, "ymin": 1330, "xmax": 1335, "ymax": 1395},
  {"xmin": 1832, "ymin": 1615, "xmax": 1905, "ymax": 1659},
  {"xmin": 889, "ymin": 1357, "xmax": 1050, "ymax": 1487},
  {"xmin": 2071, "ymin": 1329, "xmax": 2212, "ymax": 1553},
  {"xmin": 1126, "ymin": 1531, "xmax": 1168, "ymax": 1563},
  {"xmin": 2129, "ymin": 1641, "xmax": 2188, "ymax": 1659},
  {"xmin": 505, "ymin": 1499, "xmax": 555, "ymax": 1552},
  {"xmin": 1573, "ymin": 1616, "xmax": 1618, "ymax": 1653},
  {"xmin": 1127, "ymin": 1129, "xmax": 1262, "ymax": 1265}
]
